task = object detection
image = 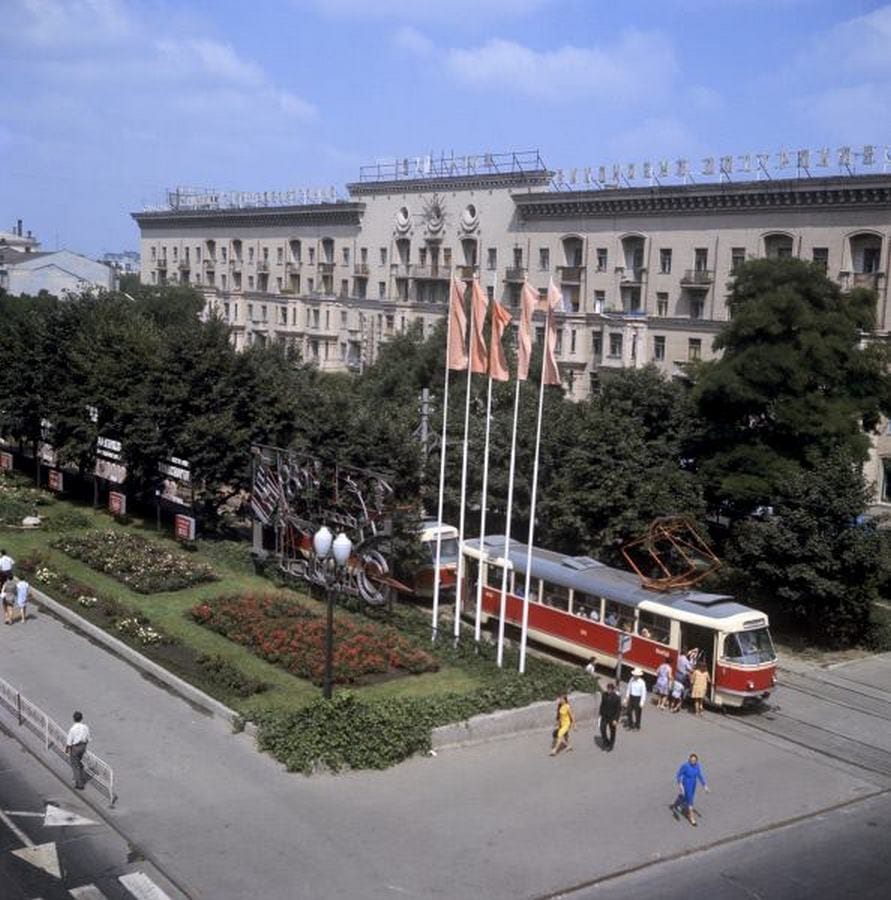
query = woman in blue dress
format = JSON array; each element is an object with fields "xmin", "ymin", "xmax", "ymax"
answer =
[{"xmin": 671, "ymin": 753, "xmax": 709, "ymax": 826}]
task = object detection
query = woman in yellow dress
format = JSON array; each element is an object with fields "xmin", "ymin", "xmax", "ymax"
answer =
[
  {"xmin": 550, "ymin": 694, "xmax": 574, "ymax": 755},
  {"xmin": 690, "ymin": 662, "xmax": 710, "ymax": 716}
]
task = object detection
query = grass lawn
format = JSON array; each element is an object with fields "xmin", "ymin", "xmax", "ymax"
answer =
[{"xmin": 1, "ymin": 483, "xmax": 484, "ymax": 716}]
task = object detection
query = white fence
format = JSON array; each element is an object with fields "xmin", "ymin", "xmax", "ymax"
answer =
[{"xmin": 0, "ymin": 674, "xmax": 115, "ymax": 806}]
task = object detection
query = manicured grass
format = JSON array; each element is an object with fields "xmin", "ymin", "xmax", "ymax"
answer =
[{"xmin": 1, "ymin": 487, "xmax": 485, "ymax": 715}]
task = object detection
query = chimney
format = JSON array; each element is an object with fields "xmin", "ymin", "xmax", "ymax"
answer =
[{"xmin": 16, "ymin": 219, "xmax": 22, "ymax": 236}]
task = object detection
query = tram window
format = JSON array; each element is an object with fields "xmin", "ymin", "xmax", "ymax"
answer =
[
  {"xmin": 542, "ymin": 582, "xmax": 570, "ymax": 611},
  {"xmin": 604, "ymin": 600, "xmax": 635, "ymax": 631},
  {"xmin": 723, "ymin": 628, "xmax": 775, "ymax": 664},
  {"xmin": 486, "ymin": 565, "xmax": 505, "ymax": 589},
  {"xmin": 637, "ymin": 610, "xmax": 671, "ymax": 644},
  {"xmin": 515, "ymin": 576, "xmax": 540, "ymax": 602},
  {"xmin": 573, "ymin": 592, "xmax": 602, "ymax": 621}
]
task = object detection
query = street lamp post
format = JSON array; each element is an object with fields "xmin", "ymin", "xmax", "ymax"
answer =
[{"xmin": 312, "ymin": 526, "xmax": 353, "ymax": 700}]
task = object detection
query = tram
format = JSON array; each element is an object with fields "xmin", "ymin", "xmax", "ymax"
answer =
[
  {"xmin": 413, "ymin": 520, "xmax": 460, "ymax": 599},
  {"xmin": 462, "ymin": 535, "xmax": 777, "ymax": 708}
]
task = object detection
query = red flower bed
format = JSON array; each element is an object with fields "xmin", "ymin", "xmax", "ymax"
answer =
[{"xmin": 192, "ymin": 594, "xmax": 437, "ymax": 686}]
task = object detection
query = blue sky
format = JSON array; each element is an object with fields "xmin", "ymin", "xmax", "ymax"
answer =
[{"xmin": 2, "ymin": 0, "xmax": 889, "ymax": 257}]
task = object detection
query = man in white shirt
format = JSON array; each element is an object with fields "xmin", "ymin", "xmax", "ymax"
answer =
[
  {"xmin": 625, "ymin": 668, "xmax": 647, "ymax": 730},
  {"xmin": 65, "ymin": 711, "xmax": 91, "ymax": 789},
  {"xmin": 0, "ymin": 549, "xmax": 14, "ymax": 587}
]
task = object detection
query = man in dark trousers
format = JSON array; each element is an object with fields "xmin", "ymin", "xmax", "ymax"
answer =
[{"xmin": 598, "ymin": 683, "xmax": 621, "ymax": 751}]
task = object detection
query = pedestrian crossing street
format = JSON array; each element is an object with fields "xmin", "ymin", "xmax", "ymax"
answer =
[{"xmin": 35, "ymin": 870, "xmax": 172, "ymax": 900}]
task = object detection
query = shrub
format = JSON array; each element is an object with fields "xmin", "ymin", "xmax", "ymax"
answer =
[
  {"xmin": 52, "ymin": 530, "xmax": 216, "ymax": 593},
  {"xmin": 42, "ymin": 510, "xmax": 93, "ymax": 532},
  {"xmin": 196, "ymin": 654, "xmax": 268, "ymax": 698}
]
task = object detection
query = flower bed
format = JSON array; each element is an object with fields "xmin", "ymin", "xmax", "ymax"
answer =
[
  {"xmin": 52, "ymin": 530, "xmax": 216, "ymax": 593},
  {"xmin": 192, "ymin": 594, "xmax": 438, "ymax": 686}
]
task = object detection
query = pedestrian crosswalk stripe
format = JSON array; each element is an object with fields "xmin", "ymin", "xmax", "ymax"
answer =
[
  {"xmin": 118, "ymin": 872, "xmax": 173, "ymax": 900},
  {"xmin": 69, "ymin": 885, "xmax": 108, "ymax": 899}
]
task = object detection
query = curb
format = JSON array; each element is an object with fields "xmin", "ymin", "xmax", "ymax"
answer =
[
  {"xmin": 29, "ymin": 585, "xmax": 257, "ymax": 738},
  {"xmin": 432, "ymin": 690, "xmax": 599, "ymax": 750}
]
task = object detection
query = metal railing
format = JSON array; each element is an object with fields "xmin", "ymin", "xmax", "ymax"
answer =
[{"xmin": 0, "ymin": 674, "xmax": 115, "ymax": 806}]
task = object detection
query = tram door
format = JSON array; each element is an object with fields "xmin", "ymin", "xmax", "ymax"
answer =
[{"xmin": 679, "ymin": 624, "xmax": 718, "ymax": 700}]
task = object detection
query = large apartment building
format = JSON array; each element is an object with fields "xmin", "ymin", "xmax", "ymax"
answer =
[{"xmin": 132, "ymin": 153, "xmax": 891, "ymax": 499}]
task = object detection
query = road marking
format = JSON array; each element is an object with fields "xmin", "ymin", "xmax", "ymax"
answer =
[
  {"xmin": 70, "ymin": 886, "xmax": 109, "ymax": 899},
  {"xmin": 119, "ymin": 872, "xmax": 173, "ymax": 900},
  {"xmin": 11, "ymin": 842, "xmax": 61, "ymax": 878},
  {"xmin": 3, "ymin": 805, "xmax": 98, "ymax": 827}
]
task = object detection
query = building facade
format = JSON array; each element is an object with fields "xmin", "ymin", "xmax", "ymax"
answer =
[{"xmin": 131, "ymin": 160, "xmax": 891, "ymax": 498}]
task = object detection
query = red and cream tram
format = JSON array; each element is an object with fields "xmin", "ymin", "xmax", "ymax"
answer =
[
  {"xmin": 462, "ymin": 536, "xmax": 777, "ymax": 708},
  {"xmin": 414, "ymin": 520, "xmax": 460, "ymax": 599}
]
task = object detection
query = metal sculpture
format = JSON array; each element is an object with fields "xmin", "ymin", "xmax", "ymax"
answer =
[
  {"xmin": 250, "ymin": 444, "xmax": 400, "ymax": 605},
  {"xmin": 621, "ymin": 516, "xmax": 720, "ymax": 591}
]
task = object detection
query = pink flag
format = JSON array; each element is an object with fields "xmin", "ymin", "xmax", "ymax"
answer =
[
  {"xmin": 470, "ymin": 280, "xmax": 489, "ymax": 375},
  {"xmin": 447, "ymin": 277, "xmax": 468, "ymax": 370},
  {"xmin": 542, "ymin": 278, "xmax": 562, "ymax": 387},
  {"xmin": 517, "ymin": 281, "xmax": 538, "ymax": 381},
  {"xmin": 488, "ymin": 301, "xmax": 513, "ymax": 381}
]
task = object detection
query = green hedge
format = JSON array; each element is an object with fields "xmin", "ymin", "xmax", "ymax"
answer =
[{"xmin": 256, "ymin": 643, "xmax": 597, "ymax": 774}]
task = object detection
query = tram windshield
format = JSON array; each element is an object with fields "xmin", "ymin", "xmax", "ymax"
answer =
[
  {"xmin": 425, "ymin": 538, "xmax": 459, "ymax": 563},
  {"xmin": 723, "ymin": 628, "xmax": 776, "ymax": 665}
]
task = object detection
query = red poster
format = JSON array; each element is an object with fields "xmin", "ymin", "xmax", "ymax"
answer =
[
  {"xmin": 108, "ymin": 491, "xmax": 127, "ymax": 516},
  {"xmin": 0, "ymin": 452, "xmax": 13, "ymax": 471},
  {"xmin": 48, "ymin": 470, "xmax": 64, "ymax": 492},
  {"xmin": 174, "ymin": 514, "xmax": 196, "ymax": 541}
]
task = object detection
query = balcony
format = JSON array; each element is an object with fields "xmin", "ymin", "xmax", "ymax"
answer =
[
  {"xmin": 558, "ymin": 265, "xmax": 584, "ymax": 284},
  {"xmin": 318, "ymin": 261, "xmax": 335, "ymax": 275},
  {"xmin": 285, "ymin": 260, "xmax": 301, "ymax": 272},
  {"xmin": 412, "ymin": 264, "xmax": 452, "ymax": 281},
  {"xmin": 177, "ymin": 259, "xmax": 190, "ymax": 271},
  {"xmin": 155, "ymin": 258, "xmax": 168, "ymax": 269},
  {"xmin": 504, "ymin": 267, "xmax": 527, "ymax": 282},
  {"xmin": 619, "ymin": 267, "xmax": 646, "ymax": 285},
  {"xmin": 203, "ymin": 258, "xmax": 216, "ymax": 269},
  {"xmin": 852, "ymin": 271, "xmax": 884, "ymax": 290},
  {"xmin": 230, "ymin": 260, "xmax": 242, "ymax": 272},
  {"xmin": 391, "ymin": 263, "xmax": 411, "ymax": 279},
  {"xmin": 457, "ymin": 265, "xmax": 478, "ymax": 279},
  {"xmin": 353, "ymin": 263, "xmax": 370, "ymax": 277},
  {"xmin": 256, "ymin": 260, "xmax": 270, "ymax": 273},
  {"xmin": 681, "ymin": 269, "xmax": 714, "ymax": 289}
]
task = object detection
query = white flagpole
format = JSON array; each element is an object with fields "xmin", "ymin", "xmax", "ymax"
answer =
[
  {"xmin": 496, "ymin": 374, "xmax": 521, "ymax": 667},
  {"xmin": 454, "ymin": 282, "xmax": 475, "ymax": 641},
  {"xmin": 518, "ymin": 306, "xmax": 551, "ymax": 674},
  {"xmin": 430, "ymin": 291, "xmax": 454, "ymax": 642},
  {"xmin": 474, "ymin": 274, "xmax": 497, "ymax": 642}
]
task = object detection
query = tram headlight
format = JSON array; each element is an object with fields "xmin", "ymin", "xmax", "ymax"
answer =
[
  {"xmin": 771, "ymin": 674, "xmax": 777, "ymax": 685},
  {"xmin": 746, "ymin": 680, "xmax": 755, "ymax": 690}
]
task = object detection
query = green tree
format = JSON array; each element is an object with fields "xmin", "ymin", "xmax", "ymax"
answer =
[
  {"xmin": 722, "ymin": 450, "xmax": 883, "ymax": 646},
  {"xmin": 691, "ymin": 258, "xmax": 891, "ymax": 515}
]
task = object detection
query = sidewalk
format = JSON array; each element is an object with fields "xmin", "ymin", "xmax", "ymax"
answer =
[{"xmin": 0, "ymin": 600, "xmax": 884, "ymax": 900}]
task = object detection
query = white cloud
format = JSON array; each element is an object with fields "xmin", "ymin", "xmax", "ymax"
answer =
[
  {"xmin": 297, "ymin": 0, "xmax": 554, "ymax": 23},
  {"xmin": 392, "ymin": 25, "xmax": 434, "ymax": 57},
  {"xmin": 445, "ymin": 31, "xmax": 677, "ymax": 103}
]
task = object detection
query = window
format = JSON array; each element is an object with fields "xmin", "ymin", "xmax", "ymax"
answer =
[
  {"xmin": 555, "ymin": 329, "xmax": 563, "ymax": 355},
  {"xmin": 487, "ymin": 248, "xmax": 497, "ymax": 270},
  {"xmin": 592, "ymin": 330, "xmax": 603, "ymax": 357},
  {"xmin": 542, "ymin": 582, "xmax": 570, "ymax": 612},
  {"xmin": 341, "ymin": 310, "xmax": 347, "ymax": 327},
  {"xmin": 385, "ymin": 314, "xmax": 394, "ymax": 334},
  {"xmin": 248, "ymin": 247, "xmax": 254, "ymax": 262},
  {"xmin": 312, "ymin": 309, "xmax": 320, "ymax": 328},
  {"xmin": 150, "ymin": 246, "xmax": 156, "ymax": 260},
  {"xmin": 882, "ymin": 458, "xmax": 891, "ymax": 502},
  {"xmin": 308, "ymin": 247, "xmax": 315, "ymax": 264},
  {"xmin": 360, "ymin": 247, "xmax": 368, "ymax": 264},
  {"xmin": 307, "ymin": 277, "xmax": 314, "ymax": 293},
  {"xmin": 262, "ymin": 247, "xmax": 269, "ymax": 261},
  {"xmin": 659, "ymin": 249, "xmax": 672, "ymax": 274},
  {"xmin": 509, "ymin": 283, "xmax": 521, "ymax": 307},
  {"xmin": 277, "ymin": 247, "xmax": 283, "ymax": 264},
  {"xmin": 653, "ymin": 335, "xmax": 666, "ymax": 361},
  {"xmin": 722, "ymin": 628, "xmax": 775, "ymax": 664},
  {"xmin": 594, "ymin": 290, "xmax": 605, "ymax": 313},
  {"xmin": 864, "ymin": 247, "xmax": 881, "ymax": 273},
  {"xmin": 196, "ymin": 246, "xmax": 201, "ymax": 262},
  {"xmin": 570, "ymin": 329, "xmax": 577, "ymax": 354},
  {"xmin": 539, "ymin": 248, "xmax": 550, "ymax": 271},
  {"xmin": 279, "ymin": 306, "xmax": 287, "ymax": 325},
  {"xmin": 694, "ymin": 248, "xmax": 708, "ymax": 271},
  {"xmin": 656, "ymin": 292, "xmax": 668, "ymax": 317},
  {"xmin": 573, "ymin": 592, "xmax": 601, "ymax": 621},
  {"xmin": 247, "ymin": 302, "xmax": 254, "ymax": 320},
  {"xmin": 378, "ymin": 282, "xmax": 386, "ymax": 299},
  {"xmin": 513, "ymin": 247, "xmax": 523, "ymax": 267},
  {"xmin": 609, "ymin": 333, "xmax": 623, "ymax": 358},
  {"xmin": 248, "ymin": 276, "xmax": 255, "ymax": 290},
  {"xmin": 173, "ymin": 246, "xmax": 178, "ymax": 261},
  {"xmin": 486, "ymin": 285, "xmax": 494, "ymax": 302},
  {"xmin": 419, "ymin": 247, "xmax": 427, "ymax": 266},
  {"xmin": 380, "ymin": 247, "xmax": 387, "ymax": 265},
  {"xmin": 276, "ymin": 276, "xmax": 282, "ymax": 292},
  {"xmin": 342, "ymin": 247, "xmax": 350, "ymax": 265},
  {"xmin": 688, "ymin": 338, "xmax": 702, "ymax": 361},
  {"xmin": 221, "ymin": 274, "xmax": 227, "ymax": 290},
  {"xmin": 221, "ymin": 246, "xmax": 228, "ymax": 262},
  {"xmin": 223, "ymin": 302, "xmax": 230, "ymax": 320},
  {"xmin": 340, "ymin": 279, "xmax": 349, "ymax": 297},
  {"xmin": 443, "ymin": 247, "xmax": 452, "ymax": 266},
  {"xmin": 305, "ymin": 308, "xmax": 311, "ymax": 326},
  {"xmin": 812, "ymin": 247, "xmax": 829, "ymax": 271},
  {"xmin": 690, "ymin": 299, "xmax": 704, "ymax": 319},
  {"xmin": 637, "ymin": 609, "xmax": 671, "ymax": 644},
  {"xmin": 514, "ymin": 575, "xmax": 540, "ymax": 602},
  {"xmin": 596, "ymin": 248, "xmax": 608, "ymax": 272},
  {"xmin": 604, "ymin": 600, "xmax": 635, "ymax": 632},
  {"xmin": 535, "ymin": 325, "xmax": 545, "ymax": 345},
  {"xmin": 731, "ymin": 247, "xmax": 746, "ymax": 273},
  {"xmin": 261, "ymin": 304, "xmax": 268, "ymax": 321}
]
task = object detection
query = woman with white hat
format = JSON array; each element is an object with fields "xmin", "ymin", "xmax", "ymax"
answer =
[{"xmin": 624, "ymin": 668, "xmax": 647, "ymax": 730}]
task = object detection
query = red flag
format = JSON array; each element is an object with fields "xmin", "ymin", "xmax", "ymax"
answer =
[
  {"xmin": 517, "ymin": 281, "xmax": 538, "ymax": 381},
  {"xmin": 541, "ymin": 278, "xmax": 562, "ymax": 387},
  {"xmin": 447, "ymin": 277, "xmax": 468, "ymax": 370},
  {"xmin": 470, "ymin": 280, "xmax": 489, "ymax": 374},
  {"xmin": 488, "ymin": 301, "xmax": 512, "ymax": 381}
]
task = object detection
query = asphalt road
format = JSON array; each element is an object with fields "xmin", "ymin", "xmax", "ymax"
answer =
[
  {"xmin": 558, "ymin": 790, "xmax": 891, "ymax": 900},
  {"xmin": 0, "ymin": 725, "xmax": 182, "ymax": 899}
]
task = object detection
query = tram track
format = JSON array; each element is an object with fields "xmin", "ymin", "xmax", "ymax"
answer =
[{"xmin": 774, "ymin": 670, "xmax": 891, "ymax": 723}]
